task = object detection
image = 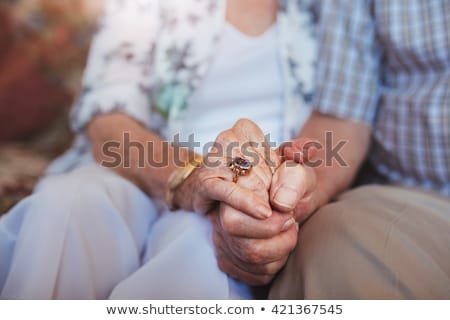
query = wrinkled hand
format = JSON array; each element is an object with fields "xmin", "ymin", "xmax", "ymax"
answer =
[
  {"xmin": 210, "ymin": 204, "xmax": 298, "ymax": 285},
  {"xmin": 173, "ymin": 118, "xmax": 280, "ymax": 219},
  {"xmin": 176, "ymin": 118, "xmax": 319, "ymax": 285},
  {"xmin": 204, "ymin": 120, "xmax": 317, "ymax": 285},
  {"xmin": 275, "ymin": 138, "xmax": 319, "ymax": 223}
]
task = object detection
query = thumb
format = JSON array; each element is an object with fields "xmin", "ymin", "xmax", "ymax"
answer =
[{"xmin": 270, "ymin": 161, "xmax": 309, "ymax": 212}]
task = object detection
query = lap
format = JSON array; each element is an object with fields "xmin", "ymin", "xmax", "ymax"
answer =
[
  {"xmin": 111, "ymin": 210, "xmax": 252, "ymax": 299},
  {"xmin": 0, "ymin": 163, "xmax": 158, "ymax": 298},
  {"xmin": 270, "ymin": 185, "xmax": 450, "ymax": 299},
  {"xmin": 17, "ymin": 163, "xmax": 159, "ymax": 249},
  {"xmin": 1, "ymin": 163, "xmax": 249, "ymax": 299}
]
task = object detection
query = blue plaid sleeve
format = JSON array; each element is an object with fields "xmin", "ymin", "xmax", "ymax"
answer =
[{"xmin": 311, "ymin": 0, "xmax": 382, "ymax": 125}]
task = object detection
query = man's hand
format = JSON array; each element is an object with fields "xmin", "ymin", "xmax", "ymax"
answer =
[
  {"xmin": 272, "ymin": 139, "xmax": 319, "ymax": 223},
  {"xmin": 210, "ymin": 204, "xmax": 298, "ymax": 285},
  {"xmin": 210, "ymin": 113, "xmax": 373, "ymax": 286}
]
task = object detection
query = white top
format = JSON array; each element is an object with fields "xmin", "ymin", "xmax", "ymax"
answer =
[
  {"xmin": 172, "ymin": 22, "xmax": 284, "ymax": 155},
  {"xmin": 46, "ymin": 22, "xmax": 289, "ymax": 175}
]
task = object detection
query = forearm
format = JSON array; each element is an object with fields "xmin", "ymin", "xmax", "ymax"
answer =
[
  {"xmin": 87, "ymin": 113, "xmax": 193, "ymax": 200},
  {"xmin": 299, "ymin": 111, "xmax": 372, "ymax": 207}
]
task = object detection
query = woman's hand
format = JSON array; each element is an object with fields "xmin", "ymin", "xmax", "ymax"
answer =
[{"xmin": 173, "ymin": 119, "xmax": 280, "ymax": 219}]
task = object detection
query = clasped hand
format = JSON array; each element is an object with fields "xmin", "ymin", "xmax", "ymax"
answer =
[{"xmin": 174, "ymin": 119, "xmax": 317, "ymax": 285}]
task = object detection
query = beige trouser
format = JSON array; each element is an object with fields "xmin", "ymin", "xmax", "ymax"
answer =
[{"xmin": 269, "ymin": 185, "xmax": 450, "ymax": 299}]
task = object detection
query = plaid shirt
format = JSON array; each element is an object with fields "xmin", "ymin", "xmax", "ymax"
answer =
[{"xmin": 313, "ymin": 0, "xmax": 450, "ymax": 196}]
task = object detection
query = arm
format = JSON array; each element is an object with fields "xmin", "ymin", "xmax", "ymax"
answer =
[
  {"xmin": 208, "ymin": 114, "xmax": 372, "ymax": 285},
  {"xmin": 76, "ymin": 1, "xmax": 272, "ymax": 217},
  {"xmin": 279, "ymin": 0, "xmax": 381, "ymax": 221},
  {"xmin": 88, "ymin": 114, "xmax": 279, "ymax": 219},
  {"xmin": 289, "ymin": 111, "xmax": 372, "ymax": 222},
  {"xmin": 71, "ymin": 0, "xmax": 159, "ymax": 133},
  {"xmin": 75, "ymin": 0, "xmax": 177, "ymax": 200},
  {"xmin": 87, "ymin": 113, "xmax": 192, "ymax": 200}
]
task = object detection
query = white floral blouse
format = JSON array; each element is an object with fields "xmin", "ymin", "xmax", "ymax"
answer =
[{"xmin": 51, "ymin": 0, "xmax": 317, "ymax": 174}]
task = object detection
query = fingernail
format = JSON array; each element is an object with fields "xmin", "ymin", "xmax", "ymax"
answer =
[
  {"xmin": 282, "ymin": 218, "xmax": 296, "ymax": 232},
  {"xmin": 274, "ymin": 187, "xmax": 299, "ymax": 210},
  {"xmin": 257, "ymin": 205, "xmax": 272, "ymax": 218}
]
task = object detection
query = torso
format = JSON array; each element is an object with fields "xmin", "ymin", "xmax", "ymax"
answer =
[
  {"xmin": 225, "ymin": 0, "xmax": 278, "ymax": 37},
  {"xmin": 176, "ymin": 22, "xmax": 284, "ymax": 155}
]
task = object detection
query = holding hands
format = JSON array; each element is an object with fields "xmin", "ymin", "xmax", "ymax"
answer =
[{"xmin": 173, "ymin": 119, "xmax": 319, "ymax": 285}]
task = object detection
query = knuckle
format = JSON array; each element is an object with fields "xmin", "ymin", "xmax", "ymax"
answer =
[
  {"xmin": 196, "ymin": 169, "xmax": 210, "ymax": 187},
  {"xmin": 240, "ymin": 168, "xmax": 271, "ymax": 192},
  {"xmin": 191, "ymin": 195, "xmax": 202, "ymax": 214},
  {"xmin": 243, "ymin": 176, "xmax": 265, "ymax": 192},
  {"xmin": 259, "ymin": 168, "xmax": 273, "ymax": 188},
  {"xmin": 234, "ymin": 118, "xmax": 252, "ymax": 129},
  {"xmin": 265, "ymin": 221, "xmax": 280, "ymax": 236},
  {"xmin": 288, "ymin": 239, "xmax": 297, "ymax": 253},
  {"xmin": 211, "ymin": 226, "xmax": 222, "ymax": 248},
  {"xmin": 286, "ymin": 231, "xmax": 299, "ymax": 253},
  {"xmin": 295, "ymin": 199, "xmax": 313, "ymax": 217},
  {"xmin": 217, "ymin": 258, "xmax": 229, "ymax": 274},
  {"xmin": 243, "ymin": 242, "xmax": 266, "ymax": 265},
  {"xmin": 262, "ymin": 260, "xmax": 284, "ymax": 276},
  {"xmin": 224, "ymin": 184, "xmax": 240, "ymax": 203},
  {"xmin": 254, "ymin": 275, "xmax": 274, "ymax": 286},
  {"xmin": 247, "ymin": 252, "xmax": 263, "ymax": 265},
  {"xmin": 215, "ymin": 130, "xmax": 234, "ymax": 147},
  {"xmin": 234, "ymin": 119, "xmax": 263, "ymax": 136},
  {"xmin": 217, "ymin": 129, "xmax": 232, "ymax": 139},
  {"xmin": 220, "ymin": 212, "xmax": 240, "ymax": 234}
]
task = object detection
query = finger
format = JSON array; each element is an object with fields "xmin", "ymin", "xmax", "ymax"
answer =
[
  {"xmin": 294, "ymin": 190, "xmax": 321, "ymax": 223},
  {"xmin": 212, "ymin": 132, "xmax": 272, "ymax": 189},
  {"xmin": 231, "ymin": 119, "xmax": 280, "ymax": 176},
  {"xmin": 270, "ymin": 161, "xmax": 316, "ymax": 212},
  {"xmin": 277, "ymin": 138, "xmax": 318, "ymax": 163},
  {"xmin": 197, "ymin": 156, "xmax": 271, "ymax": 217},
  {"xmin": 201, "ymin": 177, "xmax": 272, "ymax": 219},
  {"xmin": 206, "ymin": 146, "xmax": 272, "ymax": 202},
  {"xmin": 212, "ymin": 219, "xmax": 282, "ymax": 285},
  {"xmin": 219, "ymin": 204, "xmax": 295, "ymax": 238},
  {"xmin": 225, "ymin": 224, "xmax": 299, "ymax": 265},
  {"xmin": 202, "ymin": 155, "xmax": 269, "ymax": 198},
  {"xmin": 236, "ymin": 255, "xmax": 289, "ymax": 276},
  {"xmin": 214, "ymin": 244, "xmax": 276, "ymax": 286},
  {"xmin": 234, "ymin": 158, "xmax": 272, "ymax": 193}
]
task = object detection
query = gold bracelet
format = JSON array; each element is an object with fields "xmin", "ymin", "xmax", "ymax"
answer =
[{"xmin": 165, "ymin": 155, "xmax": 203, "ymax": 211}]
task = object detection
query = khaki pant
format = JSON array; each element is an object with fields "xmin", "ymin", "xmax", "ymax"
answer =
[{"xmin": 269, "ymin": 185, "xmax": 450, "ymax": 299}]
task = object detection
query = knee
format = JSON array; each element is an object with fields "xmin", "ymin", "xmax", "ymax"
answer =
[
  {"xmin": 270, "ymin": 187, "xmax": 382, "ymax": 299},
  {"xmin": 299, "ymin": 185, "xmax": 387, "ymax": 249},
  {"xmin": 337, "ymin": 184, "xmax": 395, "ymax": 206},
  {"xmin": 31, "ymin": 166, "xmax": 126, "ymax": 224},
  {"xmin": 296, "ymin": 199, "xmax": 351, "ymax": 258}
]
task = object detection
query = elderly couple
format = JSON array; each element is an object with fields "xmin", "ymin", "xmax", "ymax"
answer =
[{"xmin": 1, "ymin": 0, "xmax": 449, "ymax": 299}]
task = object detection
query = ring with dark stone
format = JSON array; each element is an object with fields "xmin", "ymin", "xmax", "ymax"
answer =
[{"xmin": 229, "ymin": 157, "xmax": 253, "ymax": 183}]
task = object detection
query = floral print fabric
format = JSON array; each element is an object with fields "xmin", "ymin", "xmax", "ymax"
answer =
[{"xmin": 71, "ymin": 0, "xmax": 317, "ymax": 141}]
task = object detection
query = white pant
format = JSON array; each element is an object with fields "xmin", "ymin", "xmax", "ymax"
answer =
[{"xmin": 0, "ymin": 163, "xmax": 251, "ymax": 299}]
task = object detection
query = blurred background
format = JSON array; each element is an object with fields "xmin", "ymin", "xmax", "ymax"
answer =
[{"xmin": 0, "ymin": 0, "xmax": 105, "ymax": 214}]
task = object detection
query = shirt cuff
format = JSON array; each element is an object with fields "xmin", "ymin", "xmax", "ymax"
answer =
[{"xmin": 70, "ymin": 84, "xmax": 152, "ymax": 132}]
